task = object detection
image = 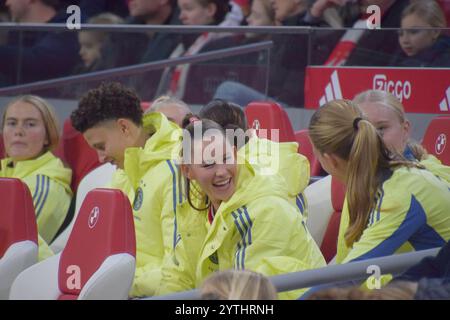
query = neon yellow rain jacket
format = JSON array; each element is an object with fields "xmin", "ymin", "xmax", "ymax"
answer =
[
  {"xmin": 159, "ymin": 157, "xmax": 325, "ymax": 299},
  {"xmin": 110, "ymin": 112, "xmax": 183, "ymax": 298},
  {"xmin": 240, "ymin": 136, "xmax": 310, "ymax": 219},
  {"xmin": 336, "ymin": 166, "xmax": 450, "ymax": 265},
  {"xmin": 420, "ymin": 155, "xmax": 450, "ymax": 184},
  {"xmin": 0, "ymin": 151, "xmax": 72, "ymax": 260}
]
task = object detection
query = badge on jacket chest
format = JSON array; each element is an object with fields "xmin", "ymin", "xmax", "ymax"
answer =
[{"xmin": 133, "ymin": 187, "xmax": 143, "ymax": 210}]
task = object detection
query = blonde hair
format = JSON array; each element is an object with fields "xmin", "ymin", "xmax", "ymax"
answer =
[
  {"xmin": 2, "ymin": 95, "xmax": 60, "ymax": 153},
  {"xmin": 200, "ymin": 270, "xmax": 278, "ymax": 300},
  {"xmin": 402, "ymin": 0, "xmax": 447, "ymax": 28},
  {"xmin": 353, "ymin": 90, "xmax": 428, "ymax": 160},
  {"xmin": 308, "ymin": 100, "xmax": 419, "ymax": 246}
]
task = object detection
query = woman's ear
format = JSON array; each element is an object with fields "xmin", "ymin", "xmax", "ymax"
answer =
[
  {"xmin": 181, "ymin": 163, "xmax": 193, "ymax": 180},
  {"xmin": 431, "ymin": 29, "xmax": 441, "ymax": 41},
  {"xmin": 207, "ymin": 3, "xmax": 217, "ymax": 20},
  {"xmin": 403, "ymin": 119, "xmax": 411, "ymax": 142}
]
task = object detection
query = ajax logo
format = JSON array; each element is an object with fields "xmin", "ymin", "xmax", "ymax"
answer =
[
  {"xmin": 88, "ymin": 206, "xmax": 100, "ymax": 229},
  {"xmin": 435, "ymin": 134, "xmax": 446, "ymax": 155},
  {"xmin": 373, "ymin": 74, "xmax": 412, "ymax": 102}
]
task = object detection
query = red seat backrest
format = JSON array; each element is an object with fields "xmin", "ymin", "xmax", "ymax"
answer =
[
  {"xmin": 422, "ymin": 116, "xmax": 450, "ymax": 166},
  {"xmin": 58, "ymin": 188, "xmax": 135, "ymax": 300},
  {"xmin": 141, "ymin": 101, "xmax": 151, "ymax": 111},
  {"xmin": 294, "ymin": 129, "xmax": 322, "ymax": 176},
  {"xmin": 320, "ymin": 177, "xmax": 346, "ymax": 263},
  {"xmin": 60, "ymin": 119, "xmax": 101, "ymax": 192},
  {"xmin": 244, "ymin": 101, "xmax": 296, "ymax": 143},
  {"xmin": 0, "ymin": 134, "xmax": 5, "ymax": 159},
  {"xmin": 0, "ymin": 178, "xmax": 38, "ymax": 258},
  {"xmin": 437, "ymin": 0, "xmax": 450, "ymax": 27}
]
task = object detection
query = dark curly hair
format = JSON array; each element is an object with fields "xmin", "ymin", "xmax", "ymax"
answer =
[{"xmin": 71, "ymin": 82, "xmax": 143, "ymax": 133}]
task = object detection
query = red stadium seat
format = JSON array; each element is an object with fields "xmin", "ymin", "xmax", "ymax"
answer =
[
  {"xmin": 0, "ymin": 178, "xmax": 38, "ymax": 299},
  {"xmin": 320, "ymin": 177, "xmax": 346, "ymax": 263},
  {"xmin": 437, "ymin": 0, "xmax": 450, "ymax": 27},
  {"xmin": 141, "ymin": 101, "xmax": 151, "ymax": 111},
  {"xmin": 60, "ymin": 119, "xmax": 101, "ymax": 192},
  {"xmin": 0, "ymin": 134, "xmax": 5, "ymax": 159},
  {"xmin": 294, "ymin": 129, "xmax": 322, "ymax": 177},
  {"xmin": 245, "ymin": 101, "xmax": 296, "ymax": 143},
  {"xmin": 422, "ymin": 116, "xmax": 450, "ymax": 166},
  {"xmin": 10, "ymin": 188, "xmax": 136, "ymax": 300}
]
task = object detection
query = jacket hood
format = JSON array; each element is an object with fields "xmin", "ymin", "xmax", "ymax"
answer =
[
  {"xmin": 124, "ymin": 112, "xmax": 182, "ymax": 188},
  {"xmin": 215, "ymin": 153, "xmax": 292, "ymax": 216},
  {"xmin": 1, "ymin": 151, "xmax": 72, "ymax": 195},
  {"xmin": 241, "ymin": 137, "xmax": 309, "ymax": 197}
]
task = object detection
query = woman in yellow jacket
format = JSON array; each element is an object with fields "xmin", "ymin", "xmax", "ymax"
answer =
[
  {"xmin": 198, "ymin": 100, "xmax": 310, "ymax": 219},
  {"xmin": 307, "ymin": 100, "xmax": 450, "ymax": 268},
  {"xmin": 354, "ymin": 90, "xmax": 449, "ymax": 183},
  {"xmin": 1, "ymin": 95, "xmax": 72, "ymax": 261},
  {"xmin": 70, "ymin": 82, "xmax": 183, "ymax": 298},
  {"xmin": 159, "ymin": 119, "xmax": 325, "ymax": 299}
]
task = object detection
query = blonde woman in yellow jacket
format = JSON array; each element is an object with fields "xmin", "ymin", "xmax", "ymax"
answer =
[
  {"xmin": 354, "ymin": 90, "xmax": 450, "ymax": 184},
  {"xmin": 159, "ymin": 119, "xmax": 325, "ymax": 299},
  {"xmin": 1, "ymin": 95, "xmax": 72, "ymax": 261},
  {"xmin": 70, "ymin": 83, "xmax": 183, "ymax": 298}
]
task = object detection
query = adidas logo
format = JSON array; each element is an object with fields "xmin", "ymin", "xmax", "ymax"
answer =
[
  {"xmin": 319, "ymin": 70, "xmax": 343, "ymax": 106},
  {"xmin": 439, "ymin": 86, "xmax": 450, "ymax": 112}
]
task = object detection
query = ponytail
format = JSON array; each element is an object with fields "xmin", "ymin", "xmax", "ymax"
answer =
[
  {"xmin": 309, "ymin": 100, "xmax": 394, "ymax": 246},
  {"xmin": 345, "ymin": 119, "xmax": 390, "ymax": 245}
]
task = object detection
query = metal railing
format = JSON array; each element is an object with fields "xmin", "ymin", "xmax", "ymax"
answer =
[
  {"xmin": 0, "ymin": 40, "xmax": 273, "ymax": 96},
  {"xmin": 146, "ymin": 248, "xmax": 440, "ymax": 300}
]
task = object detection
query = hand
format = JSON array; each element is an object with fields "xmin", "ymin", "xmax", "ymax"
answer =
[{"xmin": 310, "ymin": 0, "xmax": 350, "ymax": 18}]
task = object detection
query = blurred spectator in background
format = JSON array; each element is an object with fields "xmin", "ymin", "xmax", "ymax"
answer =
[
  {"xmin": 0, "ymin": 0, "xmax": 83, "ymax": 86},
  {"xmin": 391, "ymin": 0, "xmax": 450, "ymax": 67},
  {"xmin": 128, "ymin": 0, "xmax": 181, "ymax": 63},
  {"xmin": 316, "ymin": 0, "xmax": 412, "ymax": 66},
  {"xmin": 146, "ymin": 95, "xmax": 192, "ymax": 127},
  {"xmin": 212, "ymin": 0, "xmax": 309, "ymax": 107},
  {"xmin": 201, "ymin": 270, "xmax": 278, "ymax": 300},
  {"xmin": 271, "ymin": 0, "xmax": 308, "ymax": 25},
  {"xmin": 78, "ymin": 0, "xmax": 130, "ymax": 19},
  {"xmin": 155, "ymin": 0, "xmax": 233, "ymax": 99},
  {"xmin": 73, "ymin": 13, "xmax": 125, "ymax": 74}
]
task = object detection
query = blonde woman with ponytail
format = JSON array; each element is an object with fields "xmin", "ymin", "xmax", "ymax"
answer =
[
  {"xmin": 354, "ymin": 90, "xmax": 449, "ymax": 184},
  {"xmin": 308, "ymin": 100, "xmax": 450, "ymax": 264}
]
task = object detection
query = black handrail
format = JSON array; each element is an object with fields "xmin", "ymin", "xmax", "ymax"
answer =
[{"xmin": 146, "ymin": 247, "xmax": 440, "ymax": 300}]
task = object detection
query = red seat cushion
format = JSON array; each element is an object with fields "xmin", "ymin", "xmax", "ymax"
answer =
[
  {"xmin": 58, "ymin": 188, "xmax": 135, "ymax": 298},
  {"xmin": 422, "ymin": 116, "xmax": 450, "ymax": 166},
  {"xmin": 0, "ymin": 178, "xmax": 38, "ymax": 258},
  {"xmin": 245, "ymin": 101, "xmax": 296, "ymax": 143}
]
